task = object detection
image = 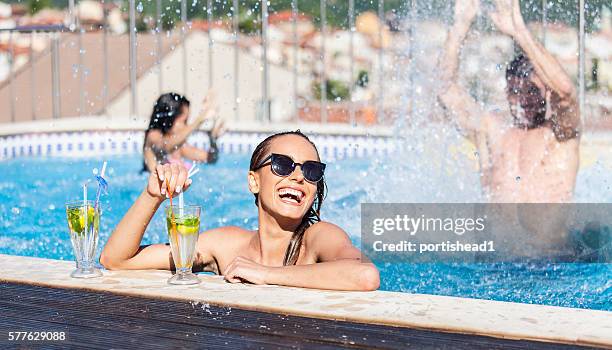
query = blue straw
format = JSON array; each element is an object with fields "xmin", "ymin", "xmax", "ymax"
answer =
[{"xmin": 94, "ymin": 161, "xmax": 108, "ymax": 211}]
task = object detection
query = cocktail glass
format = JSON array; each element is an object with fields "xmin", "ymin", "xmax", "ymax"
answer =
[
  {"xmin": 65, "ymin": 200, "xmax": 103, "ymax": 278},
  {"xmin": 166, "ymin": 205, "xmax": 201, "ymax": 285}
]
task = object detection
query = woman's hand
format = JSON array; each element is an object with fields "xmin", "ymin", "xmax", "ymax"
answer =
[
  {"xmin": 454, "ymin": 0, "xmax": 479, "ymax": 27},
  {"xmin": 147, "ymin": 163, "xmax": 192, "ymax": 199},
  {"xmin": 194, "ymin": 90, "xmax": 219, "ymax": 125},
  {"xmin": 489, "ymin": 0, "xmax": 526, "ymax": 37},
  {"xmin": 210, "ymin": 118, "xmax": 226, "ymax": 140},
  {"xmin": 224, "ymin": 256, "xmax": 271, "ymax": 285}
]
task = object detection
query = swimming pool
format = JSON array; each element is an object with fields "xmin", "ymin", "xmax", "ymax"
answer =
[{"xmin": 0, "ymin": 153, "xmax": 610, "ymax": 311}]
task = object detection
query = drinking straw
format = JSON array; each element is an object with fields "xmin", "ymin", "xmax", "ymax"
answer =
[
  {"xmin": 94, "ymin": 161, "xmax": 108, "ymax": 211},
  {"xmin": 178, "ymin": 162, "xmax": 200, "ymax": 215},
  {"xmin": 83, "ymin": 182, "xmax": 88, "ymax": 233},
  {"xmin": 178, "ymin": 190, "xmax": 184, "ymax": 216},
  {"xmin": 165, "ymin": 179, "xmax": 180, "ymax": 255},
  {"xmin": 187, "ymin": 162, "xmax": 200, "ymax": 178}
]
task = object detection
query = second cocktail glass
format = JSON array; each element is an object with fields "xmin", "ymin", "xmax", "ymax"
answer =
[{"xmin": 166, "ymin": 205, "xmax": 201, "ymax": 285}]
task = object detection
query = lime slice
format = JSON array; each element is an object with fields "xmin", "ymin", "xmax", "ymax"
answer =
[
  {"xmin": 78, "ymin": 206, "xmax": 96, "ymax": 230},
  {"xmin": 176, "ymin": 224, "xmax": 199, "ymax": 235}
]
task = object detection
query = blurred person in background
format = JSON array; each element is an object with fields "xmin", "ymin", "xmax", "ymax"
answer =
[
  {"xmin": 142, "ymin": 91, "xmax": 225, "ymax": 173},
  {"xmin": 438, "ymin": 0, "xmax": 580, "ymax": 203}
]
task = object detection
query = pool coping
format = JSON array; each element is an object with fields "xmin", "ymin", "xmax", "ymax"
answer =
[
  {"xmin": 0, "ymin": 119, "xmax": 397, "ymax": 161},
  {"xmin": 0, "ymin": 116, "xmax": 394, "ymax": 137},
  {"xmin": 1, "ymin": 254, "xmax": 610, "ymax": 348}
]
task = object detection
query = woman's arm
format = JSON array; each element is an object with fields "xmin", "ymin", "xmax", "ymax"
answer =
[
  {"xmin": 143, "ymin": 145, "xmax": 159, "ymax": 173},
  {"xmin": 161, "ymin": 94, "xmax": 218, "ymax": 152},
  {"xmin": 180, "ymin": 143, "xmax": 211, "ymax": 163},
  {"xmin": 100, "ymin": 163, "xmax": 191, "ymax": 270},
  {"xmin": 224, "ymin": 222, "xmax": 380, "ymax": 291},
  {"xmin": 266, "ymin": 260, "xmax": 380, "ymax": 291}
]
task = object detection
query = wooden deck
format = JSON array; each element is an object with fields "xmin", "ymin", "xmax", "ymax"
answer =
[{"xmin": 0, "ymin": 282, "xmax": 600, "ymax": 349}]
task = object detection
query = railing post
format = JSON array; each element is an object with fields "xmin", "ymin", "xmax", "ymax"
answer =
[
  {"xmin": 349, "ymin": 0, "xmax": 355, "ymax": 126},
  {"xmin": 51, "ymin": 32, "xmax": 61, "ymax": 119},
  {"xmin": 319, "ymin": 0, "xmax": 327, "ymax": 124},
  {"xmin": 78, "ymin": 28, "xmax": 85, "ymax": 116},
  {"xmin": 30, "ymin": 31, "xmax": 36, "ymax": 120},
  {"xmin": 233, "ymin": 0, "xmax": 240, "ymax": 121},
  {"xmin": 292, "ymin": 0, "xmax": 298, "ymax": 121},
  {"xmin": 129, "ymin": 0, "xmax": 138, "ymax": 117},
  {"xmin": 102, "ymin": 0, "xmax": 109, "ymax": 115},
  {"xmin": 8, "ymin": 31, "xmax": 15, "ymax": 122},
  {"xmin": 181, "ymin": 0, "xmax": 188, "ymax": 95},
  {"xmin": 377, "ymin": 0, "xmax": 384, "ymax": 124},
  {"xmin": 207, "ymin": 0, "xmax": 213, "ymax": 89},
  {"xmin": 578, "ymin": 0, "xmax": 585, "ymax": 122},
  {"xmin": 68, "ymin": 0, "xmax": 76, "ymax": 30},
  {"xmin": 156, "ymin": 0, "xmax": 163, "ymax": 94},
  {"xmin": 408, "ymin": 0, "xmax": 416, "ymax": 121},
  {"xmin": 262, "ymin": 0, "xmax": 270, "ymax": 122}
]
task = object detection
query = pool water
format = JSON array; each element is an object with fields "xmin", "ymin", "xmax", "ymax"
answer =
[{"xmin": 0, "ymin": 154, "xmax": 610, "ymax": 311}]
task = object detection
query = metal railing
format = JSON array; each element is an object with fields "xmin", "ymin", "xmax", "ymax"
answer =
[
  {"xmin": 0, "ymin": 0, "xmax": 595, "ymax": 125},
  {"xmin": 1, "ymin": 25, "xmax": 66, "ymax": 122}
]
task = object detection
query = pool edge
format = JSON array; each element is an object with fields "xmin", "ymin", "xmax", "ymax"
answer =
[{"xmin": 1, "ymin": 254, "xmax": 610, "ymax": 348}]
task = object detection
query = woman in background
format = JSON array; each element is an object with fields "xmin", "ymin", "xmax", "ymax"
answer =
[{"xmin": 142, "ymin": 91, "xmax": 225, "ymax": 173}]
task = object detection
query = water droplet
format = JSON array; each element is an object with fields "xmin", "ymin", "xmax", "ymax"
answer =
[
  {"xmin": 11, "ymin": 207, "xmax": 20, "ymax": 215},
  {"xmin": 515, "ymin": 176, "xmax": 521, "ymax": 181}
]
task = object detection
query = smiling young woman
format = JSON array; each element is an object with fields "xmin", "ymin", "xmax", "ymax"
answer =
[{"xmin": 100, "ymin": 131, "xmax": 380, "ymax": 291}]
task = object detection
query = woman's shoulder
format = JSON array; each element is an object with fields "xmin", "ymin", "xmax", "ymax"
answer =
[
  {"xmin": 145, "ymin": 130, "xmax": 163, "ymax": 144},
  {"xmin": 304, "ymin": 221, "xmax": 349, "ymax": 243}
]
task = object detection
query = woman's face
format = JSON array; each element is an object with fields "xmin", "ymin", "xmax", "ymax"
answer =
[
  {"xmin": 170, "ymin": 105, "xmax": 190, "ymax": 132},
  {"xmin": 250, "ymin": 135, "xmax": 320, "ymax": 222}
]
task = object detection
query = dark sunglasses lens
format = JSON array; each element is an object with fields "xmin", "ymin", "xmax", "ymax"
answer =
[
  {"xmin": 271, "ymin": 155, "xmax": 295, "ymax": 176},
  {"xmin": 302, "ymin": 162, "xmax": 325, "ymax": 182}
]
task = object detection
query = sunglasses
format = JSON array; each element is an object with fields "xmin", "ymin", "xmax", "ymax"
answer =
[{"xmin": 255, "ymin": 153, "xmax": 326, "ymax": 183}]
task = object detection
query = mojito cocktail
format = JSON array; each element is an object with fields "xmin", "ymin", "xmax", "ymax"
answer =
[
  {"xmin": 166, "ymin": 205, "xmax": 201, "ymax": 285},
  {"xmin": 65, "ymin": 200, "xmax": 103, "ymax": 278}
]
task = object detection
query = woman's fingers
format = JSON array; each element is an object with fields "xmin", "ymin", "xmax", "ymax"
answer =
[
  {"xmin": 163, "ymin": 165, "xmax": 173, "ymax": 195},
  {"xmin": 148, "ymin": 163, "xmax": 190, "ymax": 198},
  {"xmin": 153, "ymin": 164, "xmax": 167, "ymax": 195},
  {"xmin": 183, "ymin": 178, "xmax": 193, "ymax": 192},
  {"xmin": 212, "ymin": 119, "xmax": 226, "ymax": 138},
  {"xmin": 166, "ymin": 163, "xmax": 179, "ymax": 196},
  {"xmin": 224, "ymin": 258, "xmax": 243, "ymax": 282},
  {"xmin": 225, "ymin": 274, "xmax": 242, "ymax": 283},
  {"xmin": 175, "ymin": 166, "xmax": 188, "ymax": 194},
  {"xmin": 225, "ymin": 270, "xmax": 245, "ymax": 284}
]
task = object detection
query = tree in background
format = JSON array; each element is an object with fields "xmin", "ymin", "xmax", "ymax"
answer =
[
  {"xmin": 27, "ymin": 0, "xmax": 53, "ymax": 14},
  {"xmin": 124, "ymin": 0, "xmax": 609, "ymax": 32}
]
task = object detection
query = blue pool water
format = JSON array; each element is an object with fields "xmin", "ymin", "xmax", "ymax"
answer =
[{"xmin": 0, "ymin": 154, "xmax": 610, "ymax": 311}]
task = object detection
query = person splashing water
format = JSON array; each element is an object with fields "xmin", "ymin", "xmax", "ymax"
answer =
[
  {"xmin": 101, "ymin": 131, "xmax": 380, "ymax": 291},
  {"xmin": 142, "ymin": 90, "xmax": 226, "ymax": 173},
  {"xmin": 437, "ymin": 0, "xmax": 580, "ymax": 203}
]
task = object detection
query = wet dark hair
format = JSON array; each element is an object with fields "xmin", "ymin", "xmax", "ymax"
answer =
[
  {"xmin": 142, "ymin": 93, "xmax": 190, "ymax": 172},
  {"xmin": 506, "ymin": 54, "xmax": 534, "ymax": 81},
  {"xmin": 147, "ymin": 93, "xmax": 190, "ymax": 135},
  {"xmin": 506, "ymin": 54, "xmax": 547, "ymax": 128},
  {"xmin": 249, "ymin": 130, "xmax": 327, "ymax": 266}
]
